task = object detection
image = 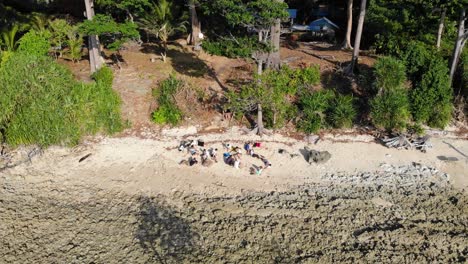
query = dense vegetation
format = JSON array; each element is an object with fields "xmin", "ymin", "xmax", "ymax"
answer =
[
  {"xmin": 152, "ymin": 75, "xmax": 184, "ymax": 126},
  {"xmin": 0, "ymin": 0, "xmax": 466, "ymax": 146},
  {"xmin": 0, "ymin": 51, "xmax": 123, "ymax": 147}
]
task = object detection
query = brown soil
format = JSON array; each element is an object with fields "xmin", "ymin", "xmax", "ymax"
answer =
[{"xmin": 59, "ymin": 40, "xmax": 377, "ymax": 135}]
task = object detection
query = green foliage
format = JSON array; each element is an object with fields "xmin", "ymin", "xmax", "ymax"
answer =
[
  {"xmin": 138, "ymin": 0, "xmax": 186, "ymax": 52},
  {"xmin": 17, "ymin": 29, "xmax": 51, "ymax": 56},
  {"xmin": 298, "ymin": 90, "xmax": 334, "ymax": 133},
  {"xmin": 370, "ymin": 88, "xmax": 411, "ymax": 132},
  {"xmin": 410, "ymin": 56, "xmax": 452, "ymax": 128},
  {"xmin": 1, "ymin": 25, "xmax": 19, "ymax": 51},
  {"xmin": 328, "ymin": 95, "xmax": 357, "ymax": 129},
  {"xmin": 228, "ymin": 66, "xmax": 320, "ymax": 129},
  {"xmin": 202, "ymin": 36, "xmax": 270, "ymax": 58},
  {"xmin": 373, "ymin": 56, "xmax": 406, "ymax": 93},
  {"xmin": 0, "ymin": 53, "xmax": 122, "ymax": 147},
  {"xmin": 49, "ymin": 19, "xmax": 72, "ymax": 55},
  {"xmin": 152, "ymin": 75, "xmax": 183, "ymax": 126},
  {"xmin": 79, "ymin": 14, "xmax": 139, "ymax": 50},
  {"xmin": 89, "ymin": 67, "xmax": 124, "ymax": 134},
  {"xmin": 66, "ymin": 29, "xmax": 83, "ymax": 62},
  {"xmin": 96, "ymin": 0, "xmax": 151, "ymax": 19},
  {"xmin": 203, "ymin": 0, "xmax": 288, "ymax": 29},
  {"xmin": 401, "ymin": 41, "xmax": 433, "ymax": 83}
]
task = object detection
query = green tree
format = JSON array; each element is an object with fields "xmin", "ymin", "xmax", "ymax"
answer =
[
  {"xmin": 138, "ymin": 0, "xmax": 187, "ymax": 62},
  {"xmin": 96, "ymin": 0, "xmax": 151, "ymax": 22},
  {"xmin": 228, "ymin": 66, "xmax": 320, "ymax": 135},
  {"xmin": 411, "ymin": 56, "xmax": 453, "ymax": 128},
  {"xmin": 202, "ymin": 0, "xmax": 288, "ymax": 72}
]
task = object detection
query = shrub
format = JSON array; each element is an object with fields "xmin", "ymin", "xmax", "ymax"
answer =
[
  {"xmin": 298, "ymin": 90, "xmax": 334, "ymax": 133},
  {"xmin": 202, "ymin": 36, "xmax": 270, "ymax": 58},
  {"xmin": 17, "ymin": 30, "xmax": 51, "ymax": 56},
  {"xmin": 152, "ymin": 74, "xmax": 184, "ymax": 126},
  {"xmin": 0, "ymin": 53, "xmax": 123, "ymax": 147},
  {"xmin": 373, "ymin": 56, "xmax": 406, "ymax": 93},
  {"xmin": 66, "ymin": 30, "xmax": 83, "ymax": 62},
  {"xmin": 370, "ymin": 88, "xmax": 410, "ymax": 132},
  {"xmin": 401, "ymin": 41, "xmax": 433, "ymax": 83},
  {"xmin": 410, "ymin": 56, "xmax": 452, "ymax": 128},
  {"xmin": 328, "ymin": 95, "xmax": 356, "ymax": 129}
]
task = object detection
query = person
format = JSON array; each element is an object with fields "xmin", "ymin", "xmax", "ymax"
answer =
[
  {"xmin": 223, "ymin": 143, "xmax": 231, "ymax": 151},
  {"xmin": 188, "ymin": 145, "xmax": 197, "ymax": 156},
  {"xmin": 201, "ymin": 149, "xmax": 209, "ymax": 162},
  {"xmin": 261, "ymin": 157, "xmax": 271, "ymax": 169},
  {"xmin": 209, "ymin": 148, "xmax": 218, "ymax": 162},
  {"xmin": 244, "ymin": 142, "xmax": 254, "ymax": 156},
  {"xmin": 234, "ymin": 156, "xmax": 240, "ymax": 169},
  {"xmin": 189, "ymin": 156, "xmax": 198, "ymax": 166},
  {"xmin": 256, "ymin": 166, "xmax": 263, "ymax": 175}
]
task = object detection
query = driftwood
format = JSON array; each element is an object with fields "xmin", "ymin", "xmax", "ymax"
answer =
[{"xmin": 381, "ymin": 134, "xmax": 432, "ymax": 152}]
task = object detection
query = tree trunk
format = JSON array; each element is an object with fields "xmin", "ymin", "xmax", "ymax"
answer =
[
  {"xmin": 266, "ymin": 0, "xmax": 283, "ymax": 70},
  {"xmin": 436, "ymin": 8, "xmax": 446, "ymax": 50},
  {"xmin": 257, "ymin": 103, "xmax": 264, "ymax": 136},
  {"xmin": 257, "ymin": 59, "xmax": 263, "ymax": 75},
  {"xmin": 267, "ymin": 18, "xmax": 281, "ymax": 70},
  {"xmin": 189, "ymin": 1, "xmax": 201, "ymax": 47},
  {"xmin": 342, "ymin": 0, "xmax": 353, "ymax": 50},
  {"xmin": 450, "ymin": 8, "xmax": 466, "ymax": 84},
  {"xmin": 84, "ymin": 0, "xmax": 103, "ymax": 74},
  {"xmin": 346, "ymin": 0, "xmax": 367, "ymax": 75}
]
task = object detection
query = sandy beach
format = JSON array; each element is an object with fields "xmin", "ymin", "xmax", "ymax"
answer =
[
  {"xmin": 3, "ymin": 126, "xmax": 467, "ymax": 196},
  {"xmin": 1, "ymin": 127, "xmax": 467, "ymax": 263}
]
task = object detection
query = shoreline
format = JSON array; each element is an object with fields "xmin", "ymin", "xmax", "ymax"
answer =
[{"xmin": 2, "ymin": 126, "xmax": 467, "ymax": 196}]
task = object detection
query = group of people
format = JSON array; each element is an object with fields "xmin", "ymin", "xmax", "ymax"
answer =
[
  {"xmin": 178, "ymin": 139, "xmax": 271, "ymax": 175},
  {"xmin": 178, "ymin": 139, "xmax": 218, "ymax": 167}
]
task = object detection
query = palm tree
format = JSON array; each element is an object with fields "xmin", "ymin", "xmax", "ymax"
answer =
[
  {"xmin": 1, "ymin": 25, "xmax": 19, "ymax": 51},
  {"xmin": 138, "ymin": 0, "xmax": 186, "ymax": 62}
]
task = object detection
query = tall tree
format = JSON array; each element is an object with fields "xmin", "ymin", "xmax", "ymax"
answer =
[
  {"xmin": 342, "ymin": 0, "xmax": 353, "ymax": 50},
  {"xmin": 346, "ymin": 0, "xmax": 367, "ymax": 75},
  {"xmin": 84, "ymin": 0, "xmax": 103, "ymax": 74},
  {"xmin": 449, "ymin": 7, "xmax": 467, "ymax": 84}
]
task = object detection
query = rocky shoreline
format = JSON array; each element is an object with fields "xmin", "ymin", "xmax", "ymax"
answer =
[{"xmin": 1, "ymin": 163, "xmax": 467, "ymax": 263}]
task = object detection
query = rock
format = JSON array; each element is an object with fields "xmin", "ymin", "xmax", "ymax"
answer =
[{"xmin": 306, "ymin": 148, "xmax": 331, "ymax": 164}]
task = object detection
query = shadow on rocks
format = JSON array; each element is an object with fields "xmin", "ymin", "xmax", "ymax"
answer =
[{"xmin": 135, "ymin": 195, "xmax": 200, "ymax": 263}]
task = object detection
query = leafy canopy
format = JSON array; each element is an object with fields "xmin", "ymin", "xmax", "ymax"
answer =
[{"xmin": 79, "ymin": 14, "xmax": 139, "ymax": 50}]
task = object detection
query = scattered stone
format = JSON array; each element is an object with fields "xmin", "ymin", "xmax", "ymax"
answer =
[{"xmin": 304, "ymin": 146, "xmax": 331, "ymax": 164}]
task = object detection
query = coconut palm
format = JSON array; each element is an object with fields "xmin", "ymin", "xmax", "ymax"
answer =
[
  {"xmin": 138, "ymin": 0, "xmax": 187, "ymax": 62},
  {"xmin": 1, "ymin": 25, "xmax": 19, "ymax": 51}
]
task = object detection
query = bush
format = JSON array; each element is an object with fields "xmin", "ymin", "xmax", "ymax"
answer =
[
  {"xmin": 410, "ymin": 57, "xmax": 452, "ymax": 128},
  {"xmin": 0, "ymin": 53, "xmax": 123, "ymax": 147},
  {"xmin": 202, "ymin": 36, "xmax": 270, "ymax": 58},
  {"xmin": 401, "ymin": 41, "xmax": 433, "ymax": 83},
  {"xmin": 373, "ymin": 56, "xmax": 406, "ymax": 93},
  {"xmin": 328, "ymin": 95, "xmax": 356, "ymax": 129},
  {"xmin": 370, "ymin": 88, "xmax": 410, "ymax": 132},
  {"xmin": 17, "ymin": 30, "xmax": 51, "ymax": 57},
  {"xmin": 298, "ymin": 90, "xmax": 334, "ymax": 133},
  {"xmin": 152, "ymin": 75, "xmax": 183, "ymax": 126}
]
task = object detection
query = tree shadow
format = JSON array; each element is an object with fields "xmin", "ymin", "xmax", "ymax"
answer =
[
  {"xmin": 134, "ymin": 195, "xmax": 200, "ymax": 263},
  {"xmin": 140, "ymin": 42, "xmax": 228, "ymax": 91}
]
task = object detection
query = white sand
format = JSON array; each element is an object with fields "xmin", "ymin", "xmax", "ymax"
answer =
[{"xmin": 3, "ymin": 127, "xmax": 467, "ymax": 196}]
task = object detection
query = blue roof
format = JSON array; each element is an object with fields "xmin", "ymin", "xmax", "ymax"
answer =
[
  {"xmin": 308, "ymin": 17, "xmax": 339, "ymax": 31},
  {"xmin": 287, "ymin": 9, "xmax": 297, "ymax": 19}
]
